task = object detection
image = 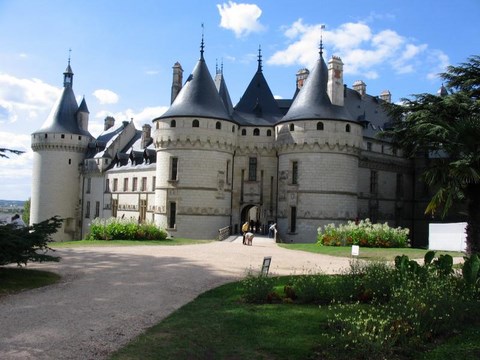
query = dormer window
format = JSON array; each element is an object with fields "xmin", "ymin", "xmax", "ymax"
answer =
[
  {"xmin": 345, "ymin": 124, "xmax": 351, "ymax": 133},
  {"xmin": 317, "ymin": 122, "xmax": 324, "ymax": 130},
  {"xmin": 170, "ymin": 119, "xmax": 176, "ymax": 128},
  {"xmin": 192, "ymin": 119, "xmax": 199, "ymax": 128},
  {"xmin": 289, "ymin": 123, "xmax": 295, "ymax": 131},
  {"xmin": 216, "ymin": 121, "xmax": 221, "ymax": 130},
  {"xmin": 253, "ymin": 128, "xmax": 260, "ymax": 136}
]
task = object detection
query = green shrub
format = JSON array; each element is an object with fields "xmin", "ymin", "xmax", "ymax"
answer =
[
  {"xmin": 87, "ymin": 218, "xmax": 167, "ymax": 240},
  {"xmin": 317, "ymin": 218, "xmax": 409, "ymax": 248},
  {"xmin": 291, "ymin": 273, "xmax": 334, "ymax": 304},
  {"xmin": 240, "ymin": 272, "xmax": 276, "ymax": 304}
]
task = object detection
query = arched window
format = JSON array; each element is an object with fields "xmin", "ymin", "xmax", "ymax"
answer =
[
  {"xmin": 232, "ymin": 125, "xmax": 235, "ymax": 133},
  {"xmin": 170, "ymin": 119, "xmax": 176, "ymax": 128},
  {"xmin": 266, "ymin": 129, "xmax": 272, "ymax": 136},
  {"xmin": 345, "ymin": 124, "xmax": 351, "ymax": 133},
  {"xmin": 253, "ymin": 128, "xmax": 260, "ymax": 136},
  {"xmin": 317, "ymin": 122, "xmax": 324, "ymax": 130},
  {"xmin": 216, "ymin": 121, "xmax": 221, "ymax": 130},
  {"xmin": 192, "ymin": 119, "xmax": 199, "ymax": 128},
  {"xmin": 289, "ymin": 123, "xmax": 295, "ymax": 131},
  {"xmin": 241, "ymin": 129, "xmax": 247, "ymax": 136}
]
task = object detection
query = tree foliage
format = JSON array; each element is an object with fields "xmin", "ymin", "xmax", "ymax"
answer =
[
  {"xmin": 22, "ymin": 198, "xmax": 31, "ymax": 225},
  {"xmin": 0, "ymin": 148, "xmax": 24, "ymax": 158},
  {"xmin": 381, "ymin": 55, "xmax": 480, "ymax": 254},
  {"xmin": 0, "ymin": 216, "xmax": 62, "ymax": 266}
]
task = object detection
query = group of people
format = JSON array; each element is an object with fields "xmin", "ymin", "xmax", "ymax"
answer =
[{"xmin": 241, "ymin": 221, "xmax": 277, "ymax": 245}]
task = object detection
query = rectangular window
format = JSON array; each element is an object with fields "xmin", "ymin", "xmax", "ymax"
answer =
[
  {"xmin": 123, "ymin": 178, "xmax": 129, "ymax": 192},
  {"xmin": 152, "ymin": 176, "xmax": 156, "ymax": 191},
  {"xmin": 105, "ymin": 179, "xmax": 110, "ymax": 193},
  {"xmin": 370, "ymin": 170, "xmax": 378, "ymax": 194},
  {"xmin": 113, "ymin": 178, "xmax": 118, "ymax": 192},
  {"xmin": 141, "ymin": 177, "xmax": 147, "ymax": 192},
  {"xmin": 226, "ymin": 160, "xmax": 230, "ymax": 185},
  {"xmin": 139, "ymin": 199, "xmax": 147, "ymax": 223},
  {"xmin": 95, "ymin": 201, "xmax": 100, "ymax": 218},
  {"xmin": 290, "ymin": 206, "xmax": 297, "ymax": 233},
  {"xmin": 169, "ymin": 202, "xmax": 176, "ymax": 229},
  {"xmin": 248, "ymin": 157, "xmax": 257, "ymax": 181},
  {"xmin": 170, "ymin": 157, "xmax": 178, "ymax": 181},
  {"xmin": 367, "ymin": 142, "xmax": 372, "ymax": 151},
  {"xmin": 292, "ymin": 161, "xmax": 298, "ymax": 185},
  {"xmin": 86, "ymin": 178, "xmax": 91, "ymax": 193},
  {"xmin": 112, "ymin": 199, "xmax": 118, "ymax": 217},
  {"xmin": 132, "ymin": 177, "xmax": 138, "ymax": 191},
  {"xmin": 85, "ymin": 201, "xmax": 90, "ymax": 218}
]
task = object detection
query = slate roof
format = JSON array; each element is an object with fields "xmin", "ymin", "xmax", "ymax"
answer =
[
  {"xmin": 33, "ymin": 64, "xmax": 91, "ymax": 137},
  {"xmin": 214, "ymin": 69, "xmax": 234, "ymax": 115},
  {"xmin": 156, "ymin": 49, "xmax": 231, "ymax": 121},
  {"xmin": 232, "ymin": 52, "xmax": 283, "ymax": 126},
  {"xmin": 281, "ymin": 52, "xmax": 354, "ymax": 123}
]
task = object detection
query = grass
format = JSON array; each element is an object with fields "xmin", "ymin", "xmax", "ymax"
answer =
[
  {"xmin": 111, "ymin": 277, "xmax": 332, "ymax": 360},
  {"xmin": 50, "ymin": 238, "xmax": 214, "ymax": 248},
  {"xmin": 0, "ymin": 267, "xmax": 61, "ymax": 298},
  {"xmin": 110, "ymin": 276, "xmax": 480, "ymax": 360},
  {"xmin": 278, "ymin": 243, "xmax": 464, "ymax": 261}
]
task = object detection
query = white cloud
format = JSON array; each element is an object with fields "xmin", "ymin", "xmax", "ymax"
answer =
[
  {"xmin": 426, "ymin": 50, "xmax": 450, "ymax": 80},
  {"xmin": 217, "ymin": 1, "xmax": 265, "ymax": 38},
  {"xmin": 268, "ymin": 19, "xmax": 440, "ymax": 81},
  {"xmin": 92, "ymin": 89, "xmax": 119, "ymax": 104}
]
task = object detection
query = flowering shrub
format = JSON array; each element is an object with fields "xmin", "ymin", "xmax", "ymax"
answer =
[
  {"xmin": 317, "ymin": 218, "xmax": 409, "ymax": 248},
  {"xmin": 87, "ymin": 217, "xmax": 167, "ymax": 240},
  {"xmin": 240, "ymin": 272, "xmax": 276, "ymax": 304}
]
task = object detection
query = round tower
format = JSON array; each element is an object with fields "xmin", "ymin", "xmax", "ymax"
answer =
[
  {"xmin": 30, "ymin": 60, "xmax": 92, "ymax": 241},
  {"xmin": 276, "ymin": 49, "xmax": 362, "ymax": 243},
  {"xmin": 152, "ymin": 39, "xmax": 236, "ymax": 239}
]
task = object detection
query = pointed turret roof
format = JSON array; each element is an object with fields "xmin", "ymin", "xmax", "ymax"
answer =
[
  {"xmin": 233, "ymin": 46, "xmax": 283, "ymax": 125},
  {"xmin": 282, "ymin": 49, "xmax": 353, "ymax": 123},
  {"xmin": 214, "ymin": 62, "xmax": 234, "ymax": 115},
  {"xmin": 33, "ymin": 61, "xmax": 91, "ymax": 136},
  {"xmin": 78, "ymin": 97, "xmax": 89, "ymax": 113},
  {"xmin": 156, "ymin": 39, "xmax": 231, "ymax": 121}
]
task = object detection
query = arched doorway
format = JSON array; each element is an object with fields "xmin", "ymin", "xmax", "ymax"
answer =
[{"xmin": 240, "ymin": 204, "xmax": 264, "ymax": 234}]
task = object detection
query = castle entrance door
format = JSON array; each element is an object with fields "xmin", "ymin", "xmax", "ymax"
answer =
[{"xmin": 240, "ymin": 204, "xmax": 265, "ymax": 234}]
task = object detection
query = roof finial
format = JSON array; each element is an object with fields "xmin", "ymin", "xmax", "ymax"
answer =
[
  {"xmin": 257, "ymin": 44, "xmax": 262, "ymax": 72},
  {"xmin": 216, "ymin": 58, "xmax": 219, "ymax": 74},
  {"xmin": 319, "ymin": 24, "xmax": 325, "ymax": 57},
  {"xmin": 221, "ymin": 58, "xmax": 224, "ymax": 74},
  {"xmin": 200, "ymin": 23, "xmax": 205, "ymax": 59},
  {"xmin": 68, "ymin": 48, "xmax": 72, "ymax": 66}
]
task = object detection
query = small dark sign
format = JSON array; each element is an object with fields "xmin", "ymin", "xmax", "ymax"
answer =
[{"xmin": 261, "ymin": 256, "xmax": 272, "ymax": 276}]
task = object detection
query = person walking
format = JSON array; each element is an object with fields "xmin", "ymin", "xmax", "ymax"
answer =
[{"xmin": 241, "ymin": 221, "xmax": 249, "ymax": 245}]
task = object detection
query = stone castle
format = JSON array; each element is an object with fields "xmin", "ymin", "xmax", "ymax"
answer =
[{"xmin": 30, "ymin": 40, "xmax": 437, "ymax": 245}]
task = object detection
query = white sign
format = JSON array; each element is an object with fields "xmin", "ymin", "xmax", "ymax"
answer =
[
  {"xmin": 351, "ymin": 245, "xmax": 360, "ymax": 256},
  {"xmin": 429, "ymin": 222, "xmax": 467, "ymax": 252}
]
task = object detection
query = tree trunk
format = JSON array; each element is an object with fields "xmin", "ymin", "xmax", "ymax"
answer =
[{"xmin": 465, "ymin": 184, "xmax": 480, "ymax": 255}]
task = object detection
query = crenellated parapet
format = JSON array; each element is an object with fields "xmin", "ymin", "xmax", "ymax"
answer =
[{"xmin": 31, "ymin": 133, "xmax": 90, "ymax": 153}]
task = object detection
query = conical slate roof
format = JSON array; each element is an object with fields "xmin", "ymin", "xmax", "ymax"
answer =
[
  {"xmin": 233, "ymin": 50, "xmax": 283, "ymax": 125},
  {"xmin": 157, "ymin": 51, "xmax": 231, "ymax": 121},
  {"xmin": 78, "ymin": 97, "xmax": 89, "ymax": 113},
  {"xmin": 33, "ymin": 64, "xmax": 91, "ymax": 136},
  {"xmin": 214, "ymin": 67, "xmax": 234, "ymax": 115},
  {"xmin": 282, "ymin": 53, "xmax": 354, "ymax": 122}
]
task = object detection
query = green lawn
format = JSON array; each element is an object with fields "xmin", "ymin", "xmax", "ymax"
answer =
[
  {"xmin": 0, "ymin": 267, "xmax": 61, "ymax": 297},
  {"xmin": 110, "ymin": 277, "xmax": 480, "ymax": 360},
  {"xmin": 279, "ymin": 243, "xmax": 464, "ymax": 261}
]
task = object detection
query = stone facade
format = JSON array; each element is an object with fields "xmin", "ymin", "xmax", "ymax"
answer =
[{"xmin": 32, "ymin": 44, "xmax": 441, "ymax": 245}]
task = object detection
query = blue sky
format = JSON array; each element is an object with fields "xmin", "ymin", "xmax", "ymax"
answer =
[{"xmin": 0, "ymin": 0, "xmax": 479, "ymax": 201}]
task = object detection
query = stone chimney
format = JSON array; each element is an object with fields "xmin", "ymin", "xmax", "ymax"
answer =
[
  {"xmin": 379, "ymin": 90, "xmax": 391, "ymax": 103},
  {"xmin": 104, "ymin": 116, "xmax": 115, "ymax": 131},
  {"xmin": 141, "ymin": 124, "xmax": 152, "ymax": 149},
  {"xmin": 327, "ymin": 56, "xmax": 344, "ymax": 106},
  {"xmin": 353, "ymin": 80, "xmax": 367, "ymax": 96},
  {"xmin": 295, "ymin": 68, "xmax": 309, "ymax": 91},
  {"xmin": 171, "ymin": 62, "xmax": 183, "ymax": 104}
]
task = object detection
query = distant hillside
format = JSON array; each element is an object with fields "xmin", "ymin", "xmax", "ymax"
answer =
[{"xmin": 0, "ymin": 199, "xmax": 24, "ymax": 207}]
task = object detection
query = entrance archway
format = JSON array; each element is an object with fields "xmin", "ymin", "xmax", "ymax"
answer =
[{"xmin": 240, "ymin": 204, "xmax": 264, "ymax": 234}]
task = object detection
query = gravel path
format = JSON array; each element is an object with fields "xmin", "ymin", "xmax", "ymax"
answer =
[{"xmin": 0, "ymin": 236, "xmax": 351, "ymax": 360}]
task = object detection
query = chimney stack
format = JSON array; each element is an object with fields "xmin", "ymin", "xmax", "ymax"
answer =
[
  {"xmin": 327, "ymin": 56, "xmax": 344, "ymax": 106},
  {"xmin": 141, "ymin": 124, "xmax": 152, "ymax": 149},
  {"xmin": 171, "ymin": 62, "xmax": 183, "ymax": 104},
  {"xmin": 353, "ymin": 80, "xmax": 367, "ymax": 96},
  {"xmin": 104, "ymin": 116, "xmax": 115, "ymax": 131},
  {"xmin": 379, "ymin": 90, "xmax": 391, "ymax": 103}
]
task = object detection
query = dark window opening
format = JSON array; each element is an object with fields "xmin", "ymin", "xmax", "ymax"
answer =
[
  {"xmin": 192, "ymin": 119, "xmax": 199, "ymax": 128},
  {"xmin": 169, "ymin": 202, "xmax": 176, "ymax": 228},
  {"xmin": 253, "ymin": 128, "xmax": 260, "ymax": 136},
  {"xmin": 248, "ymin": 157, "xmax": 257, "ymax": 181}
]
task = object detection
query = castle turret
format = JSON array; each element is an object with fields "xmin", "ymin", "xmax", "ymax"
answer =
[{"xmin": 30, "ymin": 59, "xmax": 92, "ymax": 241}]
